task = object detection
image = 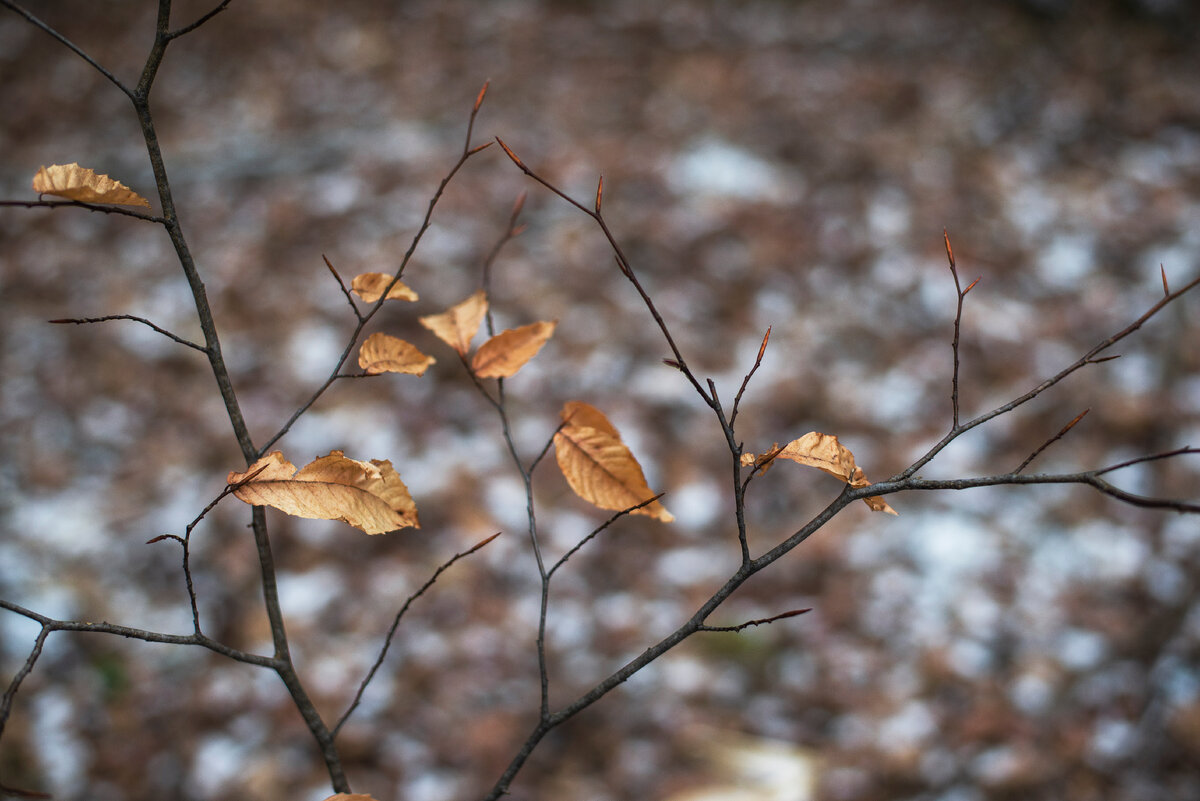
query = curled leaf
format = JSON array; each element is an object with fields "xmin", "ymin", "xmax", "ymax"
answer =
[
  {"xmin": 358, "ymin": 332, "xmax": 435, "ymax": 375},
  {"xmin": 227, "ymin": 450, "xmax": 419, "ymax": 534},
  {"xmin": 554, "ymin": 402, "xmax": 673, "ymax": 522},
  {"xmin": 775, "ymin": 432, "xmax": 897, "ymax": 515},
  {"xmin": 32, "ymin": 163, "xmax": 150, "ymax": 208},
  {"xmin": 471, "ymin": 320, "xmax": 556, "ymax": 379},
  {"xmin": 419, "ymin": 290, "xmax": 488, "ymax": 356},
  {"xmin": 351, "ymin": 273, "xmax": 418, "ymax": 303}
]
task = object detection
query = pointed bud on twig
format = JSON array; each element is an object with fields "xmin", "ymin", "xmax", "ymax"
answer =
[
  {"xmin": 474, "ymin": 80, "xmax": 490, "ymax": 112},
  {"xmin": 511, "ymin": 190, "xmax": 527, "ymax": 219},
  {"xmin": 944, "ymin": 229, "xmax": 956, "ymax": 269},
  {"xmin": 322, "ymin": 254, "xmax": 339, "ymax": 278},
  {"xmin": 1061, "ymin": 408, "xmax": 1090, "ymax": 434},
  {"xmin": 964, "ymin": 277, "xmax": 980, "ymax": 294},
  {"xmin": 757, "ymin": 326, "xmax": 772, "ymax": 363},
  {"xmin": 595, "ymin": 175, "xmax": 604, "ymax": 214},
  {"xmin": 1161, "ymin": 264, "xmax": 1170, "ymax": 297},
  {"xmin": 663, "ymin": 358, "xmax": 682, "ymax": 370},
  {"xmin": 495, "ymin": 137, "xmax": 525, "ymax": 169},
  {"xmin": 467, "ymin": 142, "xmax": 494, "ymax": 156},
  {"xmin": 1089, "ymin": 354, "xmax": 1122, "ymax": 364}
]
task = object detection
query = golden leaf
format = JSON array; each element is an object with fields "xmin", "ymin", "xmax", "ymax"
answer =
[
  {"xmin": 471, "ymin": 321, "xmax": 556, "ymax": 378},
  {"xmin": 227, "ymin": 450, "xmax": 419, "ymax": 534},
  {"xmin": 776, "ymin": 432, "xmax": 897, "ymax": 515},
  {"xmin": 554, "ymin": 402, "xmax": 673, "ymax": 522},
  {"xmin": 418, "ymin": 290, "xmax": 488, "ymax": 356},
  {"xmin": 561, "ymin": 399, "xmax": 620, "ymax": 437},
  {"xmin": 32, "ymin": 163, "xmax": 150, "ymax": 208},
  {"xmin": 351, "ymin": 273, "xmax": 418, "ymax": 303},
  {"xmin": 358, "ymin": 332, "xmax": 435, "ymax": 375}
]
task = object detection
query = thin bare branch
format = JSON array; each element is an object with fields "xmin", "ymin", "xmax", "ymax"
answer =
[
  {"xmin": 1014, "ymin": 408, "xmax": 1090, "ymax": 474},
  {"xmin": 0, "ymin": 0, "xmax": 133, "ymax": 97},
  {"xmin": 698, "ymin": 608, "xmax": 812, "ymax": 633},
  {"xmin": 49, "ymin": 314, "xmax": 206, "ymax": 353},
  {"xmin": 323, "ymin": 254, "xmax": 363, "ymax": 321},
  {"xmin": 548, "ymin": 494, "xmax": 666, "ymax": 578},
  {"xmin": 0, "ymin": 198, "xmax": 162, "ymax": 222},
  {"xmin": 334, "ymin": 533, "xmax": 502, "ymax": 736},
  {"xmin": 730, "ymin": 326, "xmax": 771, "ymax": 428},
  {"xmin": 167, "ymin": 0, "xmax": 235, "ymax": 39}
]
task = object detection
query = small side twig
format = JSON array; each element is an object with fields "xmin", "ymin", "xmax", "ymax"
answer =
[
  {"xmin": 49, "ymin": 314, "xmax": 206, "ymax": 353},
  {"xmin": 944, "ymin": 230, "xmax": 980, "ymax": 430},
  {"xmin": 0, "ymin": 199, "xmax": 163, "ymax": 222},
  {"xmin": 333, "ymin": 532, "xmax": 502, "ymax": 736},
  {"xmin": 698, "ymin": 608, "xmax": 812, "ymax": 633},
  {"xmin": 1014, "ymin": 408, "xmax": 1090, "ymax": 474},
  {"xmin": 166, "ymin": 0, "xmax": 234, "ymax": 39},
  {"xmin": 548, "ymin": 493, "xmax": 666, "ymax": 578},
  {"xmin": 0, "ymin": 0, "xmax": 132, "ymax": 97},
  {"xmin": 323, "ymin": 255, "xmax": 363, "ymax": 321},
  {"xmin": 729, "ymin": 326, "xmax": 771, "ymax": 429}
]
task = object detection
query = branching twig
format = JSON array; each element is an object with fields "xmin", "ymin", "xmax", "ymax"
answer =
[
  {"xmin": 259, "ymin": 85, "xmax": 493, "ymax": 457},
  {"xmin": 49, "ymin": 314, "xmax": 206, "ymax": 353},
  {"xmin": 896, "ymin": 271, "xmax": 1200, "ymax": 483},
  {"xmin": 943, "ymin": 230, "xmax": 979, "ymax": 430},
  {"xmin": 495, "ymin": 138, "xmax": 714, "ymax": 409}
]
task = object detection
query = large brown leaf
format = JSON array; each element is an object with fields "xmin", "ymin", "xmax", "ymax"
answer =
[
  {"xmin": 471, "ymin": 321, "xmax": 556, "ymax": 378},
  {"xmin": 418, "ymin": 290, "xmax": 488, "ymax": 356},
  {"xmin": 771, "ymin": 432, "xmax": 897, "ymax": 515},
  {"xmin": 554, "ymin": 402, "xmax": 673, "ymax": 522},
  {"xmin": 357, "ymin": 332, "xmax": 435, "ymax": 375},
  {"xmin": 227, "ymin": 450, "xmax": 419, "ymax": 534},
  {"xmin": 351, "ymin": 272, "xmax": 418, "ymax": 303}
]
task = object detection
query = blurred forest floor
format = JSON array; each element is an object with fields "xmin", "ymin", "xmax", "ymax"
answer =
[{"xmin": 2, "ymin": 1, "xmax": 1199, "ymax": 800}]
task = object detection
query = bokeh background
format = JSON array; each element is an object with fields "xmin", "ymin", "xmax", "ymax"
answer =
[{"xmin": 2, "ymin": 1, "xmax": 1199, "ymax": 800}]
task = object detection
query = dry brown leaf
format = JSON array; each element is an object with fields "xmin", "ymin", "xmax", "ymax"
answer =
[
  {"xmin": 418, "ymin": 290, "xmax": 488, "ymax": 356},
  {"xmin": 776, "ymin": 432, "xmax": 897, "ymax": 515},
  {"xmin": 357, "ymin": 332, "xmax": 435, "ymax": 375},
  {"xmin": 471, "ymin": 320, "xmax": 556, "ymax": 379},
  {"xmin": 561, "ymin": 399, "xmax": 620, "ymax": 437},
  {"xmin": 32, "ymin": 163, "xmax": 151, "ymax": 208},
  {"xmin": 351, "ymin": 273, "xmax": 418, "ymax": 303},
  {"xmin": 554, "ymin": 402, "xmax": 673, "ymax": 522},
  {"xmin": 227, "ymin": 450, "xmax": 419, "ymax": 534}
]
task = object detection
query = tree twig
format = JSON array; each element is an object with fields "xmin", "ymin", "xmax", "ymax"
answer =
[{"xmin": 49, "ymin": 314, "xmax": 206, "ymax": 353}]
